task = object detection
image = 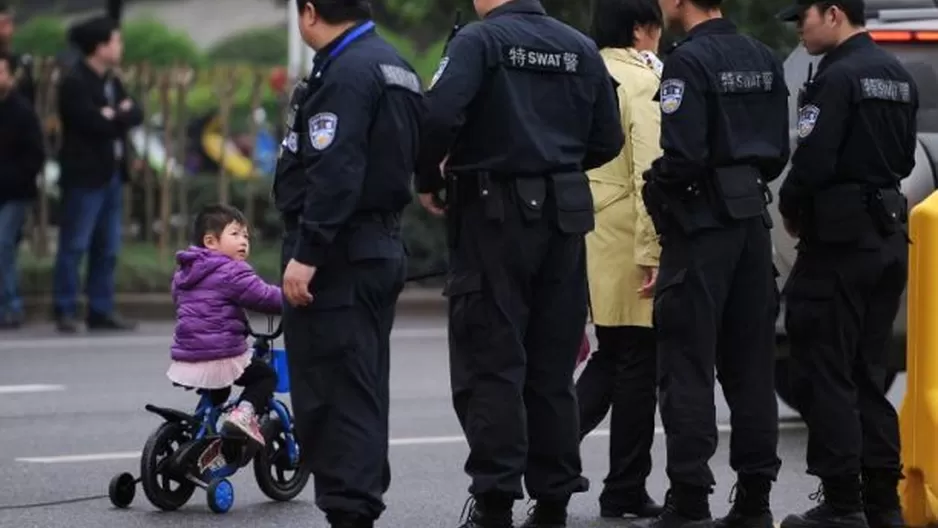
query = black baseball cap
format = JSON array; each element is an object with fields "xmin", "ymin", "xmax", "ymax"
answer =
[{"xmin": 777, "ymin": 0, "xmax": 865, "ymax": 21}]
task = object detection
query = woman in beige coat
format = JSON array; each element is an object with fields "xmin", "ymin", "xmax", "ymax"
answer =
[{"xmin": 576, "ymin": 0, "xmax": 664, "ymax": 519}]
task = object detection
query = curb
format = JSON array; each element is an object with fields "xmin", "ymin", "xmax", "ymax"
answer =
[{"xmin": 21, "ymin": 287, "xmax": 446, "ymax": 321}]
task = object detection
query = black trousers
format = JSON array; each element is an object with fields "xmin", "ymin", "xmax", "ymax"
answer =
[
  {"xmin": 204, "ymin": 359, "xmax": 278, "ymax": 412},
  {"xmin": 783, "ymin": 234, "xmax": 906, "ymax": 479},
  {"xmin": 654, "ymin": 217, "xmax": 781, "ymax": 490},
  {"xmin": 576, "ymin": 325, "xmax": 657, "ymax": 507},
  {"xmin": 281, "ymin": 230, "xmax": 406, "ymax": 522},
  {"xmin": 445, "ymin": 181, "xmax": 590, "ymax": 502}
]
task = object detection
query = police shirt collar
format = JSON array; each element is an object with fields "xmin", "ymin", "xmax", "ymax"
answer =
[
  {"xmin": 484, "ymin": 0, "xmax": 547, "ymax": 19},
  {"xmin": 312, "ymin": 20, "xmax": 375, "ymax": 68},
  {"xmin": 684, "ymin": 17, "xmax": 737, "ymax": 40},
  {"xmin": 817, "ymin": 31, "xmax": 873, "ymax": 72}
]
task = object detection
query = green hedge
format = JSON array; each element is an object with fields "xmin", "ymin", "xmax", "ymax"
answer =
[{"xmin": 206, "ymin": 26, "xmax": 289, "ymax": 66}]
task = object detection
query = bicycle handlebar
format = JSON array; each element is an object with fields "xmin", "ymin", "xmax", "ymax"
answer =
[{"xmin": 246, "ymin": 318, "xmax": 283, "ymax": 340}]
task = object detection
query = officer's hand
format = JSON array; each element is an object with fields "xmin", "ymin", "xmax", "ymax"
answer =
[
  {"xmin": 283, "ymin": 259, "xmax": 315, "ymax": 307},
  {"xmin": 783, "ymin": 217, "xmax": 799, "ymax": 238},
  {"xmin": 418, "ymin": 193, "xmax": 446, "ymax": 217},
  {"xmin": 638, "ymin": 266, "xmax": 658, "ymax": 298},
  {"xmin": 100, "ymin": 107, "xmax": 116, "ymax": 120},
  {"xmin": 119, "ymin": 99, "xmax": 133, "ymax": 112}
]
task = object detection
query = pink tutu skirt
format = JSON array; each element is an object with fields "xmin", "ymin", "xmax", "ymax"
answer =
[{"xmin": 166, "ymin": 351, "xmax": 253, "ymax": 390}]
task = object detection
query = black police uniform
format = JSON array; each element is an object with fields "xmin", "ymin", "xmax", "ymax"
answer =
[
  {"xmin": 271, "ymin": 20, "xmax": 423, "ymax": 527},
  {"xmin": 638, "ymin": 18, "xmax": 789, "ymax": 528},
  {"xmin": 776, "ymin": 31, "xmax": 917, "ymax": 528},
  {"xmin": 415, "ymin": 0, "xmax": 624, "ymax": 526}
]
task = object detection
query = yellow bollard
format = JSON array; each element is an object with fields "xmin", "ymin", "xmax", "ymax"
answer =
[{"xmin": 899, "ymin": 190, "xmax": 938, "ymax": 527}]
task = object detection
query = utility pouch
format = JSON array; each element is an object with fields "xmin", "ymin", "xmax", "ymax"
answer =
[
  {"xmin": 712, "ymin": 166, "xmax": 765, "ymax": 221},
  {"xmin": 869, "ymin": 188, "xmax": 908, "ymax": 237},
  {"xmin": 515, "ymin": 177, "xmax": 546, "ymax": 223},
  {"xmin": 549, "ymin": 172, "xmax": 594, "ymax": 234},
  {"xmin": 811, "ymin": 185, "xmax": 873, "ymax": 244}
]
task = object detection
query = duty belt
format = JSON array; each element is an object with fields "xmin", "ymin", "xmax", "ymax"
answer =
[{"xmin": 282, "ymin": 211, "xmax": 401, "ymax": 233}]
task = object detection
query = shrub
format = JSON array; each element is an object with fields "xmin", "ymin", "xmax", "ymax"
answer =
[
  {"xmin": 120, "ymin": 17, "xmax": 204, "ymax": 67},
  {"xmin": 11, "ymin": 16, "xmax": 68, "ymax": 57},
  {"xmin": 207, "ymin": 26, "xmax": 289, "ymax": 66}
]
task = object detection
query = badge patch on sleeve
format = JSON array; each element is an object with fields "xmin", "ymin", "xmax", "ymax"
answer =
[
  {"xmin": 280, "ymin": 131, "xmax": 298, "ymax": 156},
  {"xmin": 429, "ymin": 57, "xmax": 450, "ymax": 89},
  {"xmin": 797, "ymin": 104, "xmax": 820, "ymax": 139},
  {"xmin": 308, "ymin": 112, "xmax": 338, "ymax": 151},
  {"xmin": 660, "ymin": 79, "xmax": 685, "ymax": 115}
]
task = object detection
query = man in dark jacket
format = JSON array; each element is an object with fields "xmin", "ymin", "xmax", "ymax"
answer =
[
  {"xmin": 0, "ymin": 50, "xmax": 44, "ymax": 329},
  {"xmin": 53, "ymin": 15, "xmax": 142, "ymax": 333}
]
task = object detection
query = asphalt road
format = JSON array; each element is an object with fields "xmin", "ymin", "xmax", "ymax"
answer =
[{"xmin": 0, "ymin": 315, "xmax": 907, "ymax": 528}]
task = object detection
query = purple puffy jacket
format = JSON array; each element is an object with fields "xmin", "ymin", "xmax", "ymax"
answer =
[{"xmin": 170, "ymin": 246, "xmax": 283, "ymax": 363}]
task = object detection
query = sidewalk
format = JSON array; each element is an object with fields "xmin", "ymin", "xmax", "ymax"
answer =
[{"xmin": 20, "ymin": 287, "xmax": 446, "ymax": 321}]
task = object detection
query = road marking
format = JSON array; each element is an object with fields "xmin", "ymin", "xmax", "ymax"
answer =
[
  {"xmin": 0, "ymin": 328, "xmax": 448, "ymax": 352},
  {"xmin": 15, "ymin": 421, "xmax": 806, "ymax": 464},
  {"xmin": 0, "ymin": 384, "xmax": 66, "ymax": 394}
]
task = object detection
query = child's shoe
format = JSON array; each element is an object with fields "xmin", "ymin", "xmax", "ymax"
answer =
[{"xmin": 222, "ymin": 402, "xmax": 265, "ymax": 447}]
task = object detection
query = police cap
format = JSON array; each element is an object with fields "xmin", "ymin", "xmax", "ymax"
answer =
[{"xmin": 777, "ymin": 0, "xmax": 864, "ymax": 21}]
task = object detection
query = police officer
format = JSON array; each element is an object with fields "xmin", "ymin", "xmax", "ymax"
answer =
[
  {"xmin": 0, "ymin": 3, "xmax": 35, "ymax": 105},
  {"xmin": 274, "ymin": 1, "xmax": 424, "ymax": 527},
  {"xmin": 774, "ymin": 2, "xmax": 917, "ymax": 527},
  {"xmin": 636, "ymin": 0, "xmax": 789, "ymax": 527},
  {"xmin": 415, "ymin": 0, "xmax": 624, "ymax": 526}
]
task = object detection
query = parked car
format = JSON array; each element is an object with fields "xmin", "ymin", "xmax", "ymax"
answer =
[{"xmin": 770, "ymin": 0, "xmax": 938, "ymax": 412}]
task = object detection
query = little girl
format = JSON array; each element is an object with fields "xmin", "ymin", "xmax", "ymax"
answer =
[{"xmin": 167, "ymin": 204, "xmax": 283, "ymax": 447}]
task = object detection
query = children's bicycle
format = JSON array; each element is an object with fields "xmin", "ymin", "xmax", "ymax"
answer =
[{"xmin": 107, "ymin": 318, "xmax": 309, "ymax": 514}]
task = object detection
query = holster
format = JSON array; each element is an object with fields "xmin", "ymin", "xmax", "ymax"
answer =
[
  {"xmin": 869, "ymin": 188, "xmax": 909, "ymax": 238},
  {"xmin": 642, "ymin": 179, "xmax": 672, "ymax": 236}
]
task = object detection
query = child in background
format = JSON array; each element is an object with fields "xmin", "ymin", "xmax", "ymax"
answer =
[{"xmin": 167, "ymin": 204, "xmax": 283, "ymax": 447}]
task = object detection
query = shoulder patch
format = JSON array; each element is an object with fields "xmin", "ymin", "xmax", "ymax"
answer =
[
  {"xmin": 797, "ymin": 104, "xmax": 820, "ymax": 139},
  {"xmin": 859, "ymin": 78, "xmax": 912, "ymax": 103},
  {"xmin": 717, "ymin": 71, "xmax": 775, "ymax": 94},
  {"xmin": 502, "ymin": 45, "xmax": 580, "ymax": 74},
  {"xmin": 380, "ymin": 64, "xmax": 422, "ymax": 94},
  {"xmin": 659, "ymin": 78, "xmax": 685, "ymax": 115},
  {"xmin": 429, "ymin": 57, "xmax": 450, "ymax": 89},
  {"xmin": 308, "ymin": 112, "xmax": 338, "ymax": 151}
]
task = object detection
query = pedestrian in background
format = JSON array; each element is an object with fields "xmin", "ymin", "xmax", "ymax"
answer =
[
  {"xmin": 53, "ymin": 15, "xmax": 141, "ymax": 333},
  {"xmin": 636, "ymin": 0, "xmax": 790, "ymax": 526},
  {"xmin": 574, "ymin": 0, "xmax": 665, "ymax": 520},
  {"xmin": 274, "ymin": 0, "xmax": 423, "ymax": 526},
  {"xmin": 415, "ymin": 0, "xmax": 625, "ymax": 525},
  {"xmin": 775, "ymin": 1, "xmax": 917, "ymax": 527},
  {"xmin": 0, "ymin": 50, "xmax": 45, "ymax": 329}
]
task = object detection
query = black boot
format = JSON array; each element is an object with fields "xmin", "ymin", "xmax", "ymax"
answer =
[
  {"xmin": 328, "ymin": 512, "xmax": 374, "ymax": 528},
  {"xmin": 600, "ymin": 489, "xmax": 665, "ymax": 519},
  {"xmin": 458, "ymin": 494, "xmax": 514, "ymax": 528},
  {"xmin": 631, "ymin": 485, "xmax": 715, "ymax": 528},
  {"xmin": 862, "ymin": 469, "xmax": 905, "ymax": 528},
  {"xmin": 520, "ymin": 497, "xmax": 568, "ymax": 527},
  {"xmin": 714, "ymin": 475, "xmax": 774, "ymax": 528},
  {"xmin": 780, "ymin": 477, "xmax": 869, "ymax": 528}
]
